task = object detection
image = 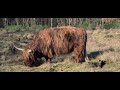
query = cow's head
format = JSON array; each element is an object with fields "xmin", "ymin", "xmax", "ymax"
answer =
[
  {"xmin": 22, "ymin": 48, "xmax": 35, "ymax": 67},
  {"xmin": 13, "ymin": 44, "xmax": 37, "ymax": 67}
]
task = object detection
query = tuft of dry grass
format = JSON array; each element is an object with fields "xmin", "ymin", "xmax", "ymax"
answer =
[{"xmin": 0, "ymin": 29, "xmax": 120, "ymax": 72}]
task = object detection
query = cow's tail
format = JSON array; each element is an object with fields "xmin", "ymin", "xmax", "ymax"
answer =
[{"xmin": 84, "ymin": 30, "xmax": 90, "ymax": 62}]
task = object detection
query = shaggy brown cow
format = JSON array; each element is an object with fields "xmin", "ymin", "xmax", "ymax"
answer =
[{"xmin": 13, "ymin": 26, "xmax": 87, "ymax": 68}]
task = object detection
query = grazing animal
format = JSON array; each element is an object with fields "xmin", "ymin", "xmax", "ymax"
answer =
[{"xmin": 13, "ymin": 26, "xmax": 87, "ymax": 68}]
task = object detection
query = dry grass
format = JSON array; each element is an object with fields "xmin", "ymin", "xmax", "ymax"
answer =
[{"xmin": 0, "ymin": 29, "xmax": 120, "ymax": 72}]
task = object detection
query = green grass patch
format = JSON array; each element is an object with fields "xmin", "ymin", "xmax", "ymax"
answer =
[
  {"xmin": 77, "ymin": 23, "xmax": 96, "ymax": 30},
  {"xmin": 102, "ymin": 22, "xmax": 120, "ymax": 29},
  {"xmin": 28, "ymin": 25, "xmax": 49, "ymax": 31},
  {"xmin": 5, "ymin": 25, "xmax": 26, "ymax": 32}
]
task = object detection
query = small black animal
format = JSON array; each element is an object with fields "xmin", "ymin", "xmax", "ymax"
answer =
[{"xmin": 99, "ymin": 60, "xmax": 106, "ymax": 68}]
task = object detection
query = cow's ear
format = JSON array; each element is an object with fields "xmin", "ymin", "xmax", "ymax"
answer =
[{"xmin": 28, "ymin": 49, "xmax": 32, "ymax": 53}]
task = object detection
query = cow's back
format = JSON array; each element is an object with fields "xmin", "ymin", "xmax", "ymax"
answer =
[{"xmin": 48, "ymin": 26, "xmax": 87, "ymax": 55}]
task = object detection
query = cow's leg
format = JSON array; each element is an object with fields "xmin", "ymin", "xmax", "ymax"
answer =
[
  {"xmin": 78, "ymin": 45, "xmax": 86, "ymax": 63},
  {"xmin": 83, "ymin": 44, "xmax": 90, "ymax": 62},
  {"xmin": 74, "ymin": 45, "xmax": 85, "ymax": 63},
  {"xmin": 79, "ymin": 45, "xmax": 85, "ymax": 63},
  {"xmin": 47, "ymin": 50, "xmax": 53, "ymax": 71},
  {"xmin": 47, "ymin": 58, "xmax": 51, "ymax": 71},
  {"xmin": 73, "ymin": 48, "xmax": 79, "ymax": 63},
  {"xmin": 81, "ymin": 48, "xmax": 86, "ymax": 62},
  {"xmin": 45, "ymin": 57, "xmax": 48, "ymax": 64},
  {"xmin": 78, "ymin": 52, "xmax": 84, "ymax": 63}
]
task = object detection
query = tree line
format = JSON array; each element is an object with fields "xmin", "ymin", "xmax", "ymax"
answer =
[{"xmin": 0, "ymin": 18, "xmax": 120, "ymax": 28}]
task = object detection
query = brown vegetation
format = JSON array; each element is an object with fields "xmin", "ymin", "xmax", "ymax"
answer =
[{"xmin": 0, "ymin": 28, "xmax": 120, "ymax": 72}]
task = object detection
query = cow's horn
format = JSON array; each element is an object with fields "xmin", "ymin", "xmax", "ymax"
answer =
[{"xmin": 13, "ymin": 44, "xmax": 24, "ymax": 51}]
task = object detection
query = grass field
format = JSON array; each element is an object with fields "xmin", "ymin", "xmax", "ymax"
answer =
[{"xmin": 0, "ymin": 29, "xmax": 120, "ymax": 72}]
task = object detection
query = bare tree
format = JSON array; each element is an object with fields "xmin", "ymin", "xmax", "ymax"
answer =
[
  {"xmin": 50, "ymin": 18, "xmax": 53, "ymax": 28},
  {"xmin": 0, "ymin": 18, "xmax": 120, "ymax": 29}
]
